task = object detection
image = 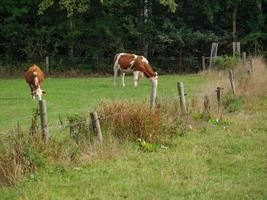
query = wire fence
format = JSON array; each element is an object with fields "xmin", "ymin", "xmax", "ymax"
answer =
[
  {"xmin": 0, "ymin": 56, "xmax": 258, "ymax": 140},
  {"xmin": 0, "ymin": 90, "xmax": 210, "ymax": 136},
  {"xmin": 0, "ymin": 55, "xmax": 202, "ymax": 76}
]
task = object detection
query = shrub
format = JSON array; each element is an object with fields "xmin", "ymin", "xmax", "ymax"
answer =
[
  {"xmin": 215, "ymin": 56, "xmax": 238, "ymax": 70},
  {"xmin": 67, "ymin": 114, "xmax": 90, "ymax": 144},
  {"xmin": 97, "ymin": 101, "xmax": 164, "ymax": 142},
  {"xmin": 0, "ymin": 127, "xmax": 47, "ymax": 186},
  {"xmin": 222, "ymin": 92, "xmax": 244, "ymax": 113}
]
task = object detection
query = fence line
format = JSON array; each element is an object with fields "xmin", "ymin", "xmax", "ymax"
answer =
[{"xmin": 0, "ymin": 90, "xmax": 215, "ymax": 130}]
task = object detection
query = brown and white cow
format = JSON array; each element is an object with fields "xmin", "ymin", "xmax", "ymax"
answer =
[
  {"xmin": 25, "ymin": 64, "xmax": 45, "ymax": 100},
  {"xmin": 113, "ymin": 53, "xmax": 158, "ymax": 87}
]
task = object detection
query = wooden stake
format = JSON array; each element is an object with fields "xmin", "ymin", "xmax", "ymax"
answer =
[
  {"xmin": 233, "ymin": 42, "xmax": 240, "ymax": 58},
  {"xmin": 177, "ymin": 81, "xmax": 186, "ymax": 115},
  {"xmin": 215, "ymin": 87, "xmax": 223, "ymax": 119},
  {"xmin": 202, "ymin": 56, "xmax": 206, "ymax": 71},
  {"xmin": 90, "ymin": 111, "xmax": 103, "ymax": 144},
  {"xmin": 209, "ymin": 43, "xmax": 218, "ymax": 69},
  {"xmin": 229, "ymin": 70, "xmax": 236, "ymax": 95},
  {"xmin": 150, "ymin": 77, "xmax": 158, "ymax": 108},
  {"xmin": 39, "ymin": 100, "xmax": 48, "ymax": 144},
  {"xmin": 249, "ymin": 58, "xmax": 254, "ymax": 72}
]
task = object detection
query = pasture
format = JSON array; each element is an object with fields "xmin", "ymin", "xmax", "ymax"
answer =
[
  {"xmin": 0, "ymin": 73, "xmax": 267, "ymax": 199},
  {"xmin": 0, "ymin": 74, "xmax": 203, "ymax": 130}
]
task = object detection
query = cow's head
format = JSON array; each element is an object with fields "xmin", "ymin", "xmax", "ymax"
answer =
[{"xmin": 32, "ymin": 88, "xmax": 45, "ymax": 100}]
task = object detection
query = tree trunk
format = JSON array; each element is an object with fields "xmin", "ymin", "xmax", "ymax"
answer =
[
  {"xmin": 232, "ymin": 1, "xmax": 239, "ymax": 42},
  {"xmin": 69, "ymin": 18, "xmax": 74, "ymax": 59},
  {"xmin": 137, "ymin": 0, "xmax": 151, "ymax": 57}
]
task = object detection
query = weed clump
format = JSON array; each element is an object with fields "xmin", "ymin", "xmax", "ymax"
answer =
[
  {"xmin": 98, "ymin": 101, "xmax": 164, "ymax": 142},
  {"xmin": 222, "ymin": 92, "xmax": 244, "ymax": 113},
  {"xmin": 0, "ymin": 126, "xmax": 47, "ymax": 186},
  {"xmin": 67, "ymin": 114, "xmax": 90, "ymax": 144}
]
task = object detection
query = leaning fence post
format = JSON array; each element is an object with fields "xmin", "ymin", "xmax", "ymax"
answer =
[
  {"xmin": 177, "ymin": 81, "xmax": 186, "ymax": 115},
  {"xmin": 215, "ymin": 87, "xmax": 223, "ymax": 120},
  {"xmin": 45, "ymin": 56, "xmax": 49, "ymax": 74},
  {"xmin": 39, "ymin": 100, "xmax": 48, "ymax": 144},
  {"xmin": 229, "ymin": 70, "xmax": 236, "ymax": 95},
  {"xmin": 90, "ymin": 111, "xmax": 103, "ymax": 144}
]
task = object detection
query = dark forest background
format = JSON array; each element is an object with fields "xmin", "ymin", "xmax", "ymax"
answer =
[{"xmin": 0, "ymin": 0, "xmax": 266, "ymax": 74}]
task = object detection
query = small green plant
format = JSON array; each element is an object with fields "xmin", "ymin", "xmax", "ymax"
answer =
[
  {"xmin": 137, "ymin": 138, "xmax": 167, "ymax": 152},
  {"xmin": 222, "ymin": 92, "xmax": 244, "ymax": 113},
  {"xmin": 208, "ymin": 117, "xmax": 230, "ymax": 126}
]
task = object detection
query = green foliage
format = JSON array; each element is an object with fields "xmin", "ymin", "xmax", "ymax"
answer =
[
  {"xmin": 137, "ymin": 138, "xmax": 161, "ymax": 152},
  {"xmin": 191, "ymin": 112, "xmax": 211, "ymax": 121},
  {"xmin": 23, "ymin": 145, "xmax": 47, "ymax": 169},
  {"xmin": 215, "ymin": 56, "xmax": 239, "ymax": 70},
  {"xmin": 67, "ymin": 114, "xmax": 90, "ymax": 144},
  {"xmin": 1, "ymin": 0, "xmax": 267, "ymax": 73},
  {"xmin": 222, "ymin": 92, "xmax": 244, "ymax": 113},
  {"xmin": 158, "ymin": 0, "xmax": 177, "ymax": 12},
  {"xmin": 241, "ymin": 32, "xmax": 267, "ymax": 55}
]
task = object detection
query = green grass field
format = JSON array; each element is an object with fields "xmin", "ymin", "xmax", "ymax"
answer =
[
  {"xmin": 0, "ymin": 74, "xmax": 203, "ymax": 130},
  {"xmin": 0, "ymin": 74, "xmax": 267, "ymax": 200}
]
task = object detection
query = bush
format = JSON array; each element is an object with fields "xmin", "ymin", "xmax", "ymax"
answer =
[
  {"xmin": 0, "ymin": 127, "xmax": 47, "ymax": 186},
  {"xmin": 222, "ymin": 92, "xmax": 244, "ymax": 113},
  {"xmin": 215, "ymin": 56, "xmax": 238, "ymax": 70},
  {"xmin": 98, "ymin": 101, "xmax": 164, "ymax": 142},
  {"xmin": 67, "ymin": 114, "xmax": 91, "ymax": 144}
]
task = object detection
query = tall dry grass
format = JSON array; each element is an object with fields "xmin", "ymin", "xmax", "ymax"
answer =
[
  {"xmin": 96, "ymin": 99, "xmax": 184, "ymax": 143},
  {"xmin": 198, "ymin": 57, "xmax": 267, "ymax": 112},
  {"xmin": 237, "ymin": 57, "xmax": 267, "ymax": 96}
]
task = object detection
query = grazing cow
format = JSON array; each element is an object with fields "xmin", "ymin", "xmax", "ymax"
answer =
[
  {"xmin": 113, "ymin": 53, "xmax": 158, "ymax": 87},
  {"xmin": 25, "ymin": 64, "xmax": 45, "ymax": 100}
]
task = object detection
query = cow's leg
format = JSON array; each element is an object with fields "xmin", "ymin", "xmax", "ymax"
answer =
[
  {"xmin": 133, "ymin": 71, "xmax": 139, "ymax": 87},
  {"xmin": 113, "ymin": 65, "xmax": 119, "ymax": 86},
  {"xmin": 122, "ymin": 72, "xmax": 126, "ymax": 87}
]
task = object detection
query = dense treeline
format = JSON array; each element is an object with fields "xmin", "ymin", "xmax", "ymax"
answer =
[{"xmin": 0, "ymin": 0, "xmax": 266, "ymax": 73}]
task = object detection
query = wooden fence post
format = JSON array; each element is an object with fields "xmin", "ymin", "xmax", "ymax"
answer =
[
  {"xmin": 215, "ymin": 87, "xmax": 223, "ymax": 119},
  {"xmin": 90, "ymin": 111, "xmax": 103, "ymax": 144},
  {"xmin": 249, "ymin": 58, "xmax": 254, "ymax": 72},
  {"xmin": 202, "ymin": 56, "xmax": 206, "ymax": 71},
  {"xmin": 45, "ymin": 56, "xmax": 49, "ymax": 74},
  {"xmin": 39, "ymin": 100, "xmax": 48, "ymax": 144},
  {"xmin": 209, "ymin": 42, "xmax": 218, "ymax": 69},
  {"xmin": 229, "ymin": 70, "xmax": 236, "ymax": 95},
  {"xmin": 177, "ymin": 81, "xmax": 186, "ymax": 115},
  {"xmin": 150, "ymin": 77, "xmax": 158, "ymax": 108},
  {"xmin": 233, "ymin": 42, "xmax": 240, "ymax": 58}
]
